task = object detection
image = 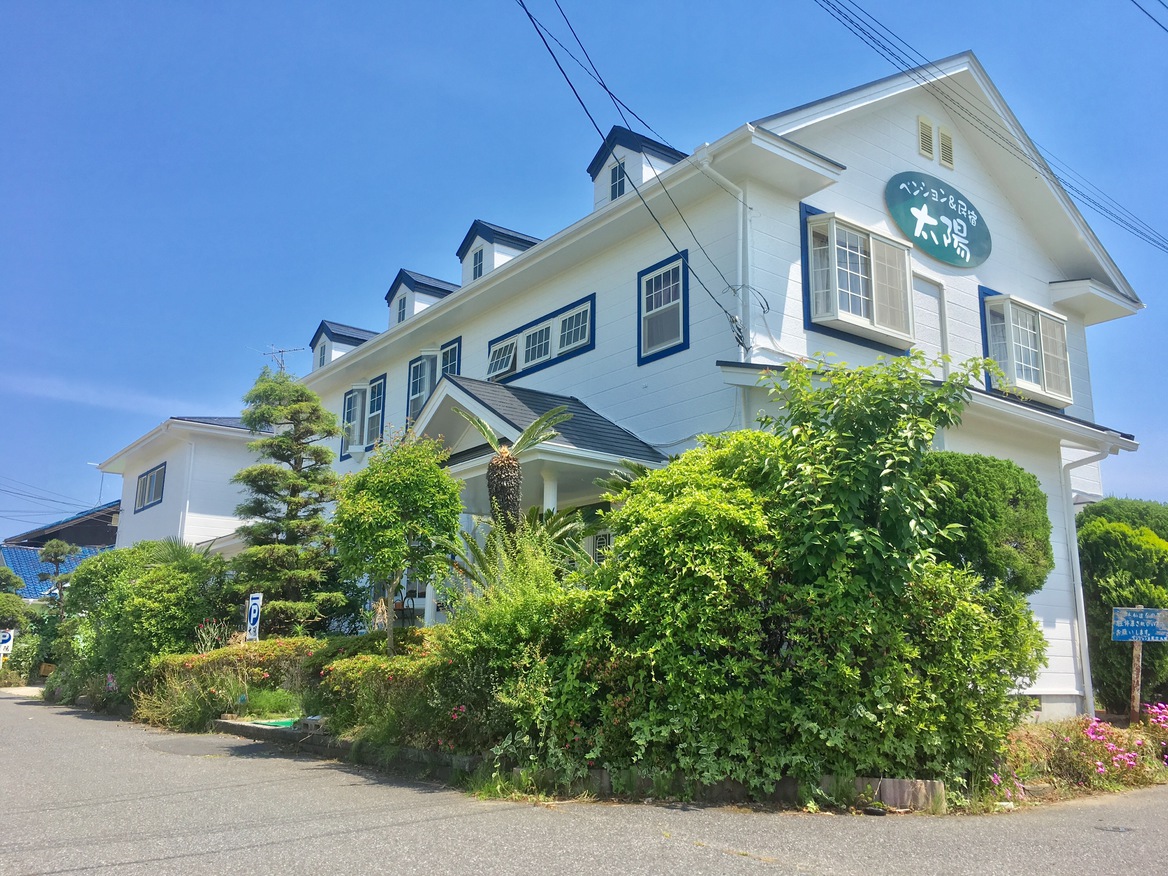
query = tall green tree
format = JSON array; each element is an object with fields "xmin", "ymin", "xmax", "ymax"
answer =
[
  {"xmin": 333, "ymin": 433, "xmax": 463, "ymax": 653},
  {"xmin": 230, "ymin": 367, "xmax": 354, "ymax": 634},
  {"xmin": 38, "ymin": 539, "xmax": 80, "ymax": 618},
  {"xmin": 453, "ymin": 405, "xmax": 571, "ymax": 532}
]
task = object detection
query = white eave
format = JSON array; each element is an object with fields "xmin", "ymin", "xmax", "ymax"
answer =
[
  {"xmin": 304, "ymin": 127, "xmax": 844, "ymax": 388},
  {"xmin": 99, "ymin": 419, "xmax": 256, "ymax": 475},
  {"xmin": 963, "ymin": 391, "xmax": 1138, "ymax": 454}
]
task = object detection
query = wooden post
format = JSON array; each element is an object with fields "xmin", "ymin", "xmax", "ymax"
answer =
[{"xmin": 1130, "ymin": 605, "xmax": 1144, "ymax": 726}]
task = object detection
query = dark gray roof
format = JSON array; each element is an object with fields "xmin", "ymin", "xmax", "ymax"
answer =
[
  {"xmin": 455, "ymin": 220, "xmax": 542, "ymax": 261},
  {"xmin": 171, "ymin": 416, "xmax": 274, "ymax": 434},
  {"xmin": 586, "ymin": 125, "xmax": 688, "ymax": 181},
  {"xmin": 310, "ymin": 320, "xmax": 379, "ymax": 348},
  {"xmin": 444, "ymin": 375, "xmax": 665, "ymax": 462},
  {"xmin": 385, "ymin": 269, "xmax": 461, "ymax": 305}
]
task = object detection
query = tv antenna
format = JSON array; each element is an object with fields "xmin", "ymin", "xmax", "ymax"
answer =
[{"xmin": 257, "ymin": 344, "xmax": 306, "ymax": 372}]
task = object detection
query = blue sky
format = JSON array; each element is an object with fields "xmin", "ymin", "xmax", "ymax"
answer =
[{"xmin": 2, "ymin": 1, "xmax": 1166, "ymax": 539}]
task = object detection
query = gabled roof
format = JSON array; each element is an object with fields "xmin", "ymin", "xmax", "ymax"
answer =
[
  {"xmin": 2, "ymin": 500, "xmax": 120, "ymax": 549},
  {"xmin": 100, "ymin": 416, "xmax": 267, "ymax": 475},
  {"xmin": 309, "ymin": 320, "xmax": 379, "ymax": 349},
  {"xmin": 586, "ymin": 125, "xmax": 688, "ymax": 181},
  {"xmin": 435, "ymin": 375, "xmax": 665, "ymax": 463},
  {"xmin": 455, "ymin": 220, "xmax": 542, "ymax": 262},
  {"xmin": 171, "ymin": 416, "xmax": 251, "ymax": 430},
  {"xmin": 754, "ymin": 51, "xmax": 1142, "ymax": 312},
  {"xmin": 384, "ymin": 269, "xmax": 461, "ymax": 306},
  {"xmin": 0, "ymin": 545, "xmax": 108, "ymax": 600}
]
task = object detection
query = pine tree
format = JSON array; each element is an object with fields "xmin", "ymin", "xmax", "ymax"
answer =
[{"xmin": 230, "ymin": 368, "xmax": 355, "ymax": 633}]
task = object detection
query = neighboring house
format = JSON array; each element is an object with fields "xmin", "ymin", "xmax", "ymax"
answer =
[
  {"xmin": 98, "ymin": 417, "xmax": 266, "ymax": 555},
  {"xmin": 299, "ymin": 51, "xmax": 1141, "ymax": 719},
  {"xmin": 3, "ymin": 500, "xmax": 120, "ymax": 550}
]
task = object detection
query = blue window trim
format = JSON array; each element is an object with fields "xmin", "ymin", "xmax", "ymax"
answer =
[
  {"xmin": 799, "ymin": 203, "xmax": 909, "ymax": 358},
  {"xmin": 487, "ymin": 293, "xmax": 596, "ymax": 383},
  {"xmin": 365, "ymin": 373, "xmax": 387, "ymax": 451},
  {"xmin": 440, "ymin": 337, "xmax": 462, "ymax": 378},
  {"xmin": 978, "ymin": 285, "xmax": 1000, "ymax": 394},
  {"xmin": 636, "ymin": 251, "xmax": 689, "ymax": 366},
  {"xmin": 133, "ymin": 462, "xmax": 166, "ymax": 513}
]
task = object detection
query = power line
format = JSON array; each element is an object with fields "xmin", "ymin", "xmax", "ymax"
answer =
[
  {"xmin": 1128, "ymin": 0, "xmax": 1168, "ymax": 35},
  {"xmin": 812, "ymin": 0, "xmax": 1168, "ymax": 255},
  {"xmin": 514, "ymin": 0, "xmax": 746, "ymax": 348}
]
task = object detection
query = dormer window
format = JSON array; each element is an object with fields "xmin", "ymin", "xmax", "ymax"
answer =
[
  {"xmin": 610, "ymin": 161, "xmax": 626, "ymax": 201},
  {"xmin": 472, "ymin": 248, "xmax": 484, "ymax": 280},
  {"xmin": 397, "ymin": 296, "xmax": 407, "ymax": 325},
  {"xmin": 317, "ymin": 343, "xmax": 327, "ymax": 369}
]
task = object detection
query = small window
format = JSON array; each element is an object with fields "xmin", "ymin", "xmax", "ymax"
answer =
[
  {"xmin": 918, "ymin": 116, "xmax": 934, "ymax": 159},
  {"xmin": 440, "ymin": 339, "xmax": 461, "ymax": 377},
  {"xmin": 472, "ymin": 248, "xmax": 484, "ymax": 280},
  {"xmin": 523, "ymin": 323, "xmax": 553, "ymax": 366},
  {"xmin": 938, "ymin": 127, "xmax": 954, "ymax": 169},
  {"xmin": 134, "ymin": 463, "xmax": 166, "ymax": 512},
  {"xmin": 558, "ymin": 305, "xmax": 590, "ymax": 352},
  {"xmin": 610, "ymin": 161, "xmax": 626, "ymax": 201},
  {"xmin": 806, "ymin": 212, "xmax": 913, "ymax": 348},
  {"xmin": 638, "ymin": 253, "xmax": 688, "ymax": 363},
  {"xmin": 317, "ymin": 344, "xmax": 326, "ymax": 369},
  {"xmin": 341, "ymin": 387, "xmax": 367, "ymax": 456},
  {"xmin": 983, "ymin": 293, "xmax": 1072, "ymax": 407},
  {"xmin": 407, "ymin": 357, "xmax": 436, "ymax": 422},
  {"xmin": 397, "ymin": 296, "xmax": 407, "ymax": 325},
  {"xmin": 365, "ymin": 377, "xmax": 386, "ymax": 447},
  {"xmin": 486, "ymin": 339, "xmax": 518, "ymax": 381}
]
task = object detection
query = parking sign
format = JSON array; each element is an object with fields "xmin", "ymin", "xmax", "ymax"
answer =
[
  {"xmin": 245, "ymin": 593, "xmax": 263, "ymax": 642},
  {"xmin": 0, "ymin": 629, "xmax": 13, "ymax": 655}
]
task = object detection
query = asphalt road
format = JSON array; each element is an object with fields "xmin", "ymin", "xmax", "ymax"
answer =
[{"xmin": 1, "ymin": 688, "xmax": 1165, "ymax": 876}]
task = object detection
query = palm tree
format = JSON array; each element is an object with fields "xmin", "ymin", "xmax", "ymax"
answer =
[{"xmin": 453, "ymin": 404, "xmax": 571, "ymax": 532}]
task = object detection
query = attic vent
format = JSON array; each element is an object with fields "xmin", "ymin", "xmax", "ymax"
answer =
[
  {"xmin": 938, "ymin": 127, "xmax": 954, "ymax": 169},
  {"xmin": 917, "ymin": 116, "xmax": 934, "ymax": 159}
]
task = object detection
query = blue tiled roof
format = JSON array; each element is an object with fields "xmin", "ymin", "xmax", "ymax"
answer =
[{"xmin": 0, "ymin": 545, "xmax": 108, "ymax": 600}]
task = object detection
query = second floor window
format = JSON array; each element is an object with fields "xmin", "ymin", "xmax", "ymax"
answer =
[
  {"xmin": 983, "ymin": 293, "xmax": 1072, "ymax": 407},
  {"xmin": 472, "ymin": 248, "xmax": 484, "ymax": 280},
  {"xmin": 610, "ymin": 161, "xmax": 626, "ymax": 201}
]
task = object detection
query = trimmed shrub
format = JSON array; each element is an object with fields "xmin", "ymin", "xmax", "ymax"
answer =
[
  {"xmin": 1079, "ymin": 497, "xmax": 1168, "ymax": 543},
  {"xmin": 922, "ymin": 451, "xmax": 1054, "ymax": 595},
  {"xmin": 1077, "ymin": 518, "xmax": 1168, "ymax": 711}
]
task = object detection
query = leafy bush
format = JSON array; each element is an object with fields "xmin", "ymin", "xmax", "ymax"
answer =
[
  {"xmin": 145, "ymin": 637, "xmax": 321, "ymax": 693},
  {"xmin": 1079, "ymin": 497, "xmax": 1168, "ymax": 543},
  {"xmin": 0, "ymin": 592, "xmax": 27, "ymax": 629},
  {"xmin": 133, "ymin": 666, "xmax": 248, "ymax": 732},
  {"xmin": 5, "ymin": 632, "xmax": 41, "ymax": 682},
  {"xmin": 1077, "ymin": 518, "xmax": 1168, "ymax": 711},
  {"xmin": 922, "ymin": 451, "xmax": 1054, "ymax": 595},
  {"xmin": 525, "ymin": 355, "xmax": 1046, "ymax": 795}
]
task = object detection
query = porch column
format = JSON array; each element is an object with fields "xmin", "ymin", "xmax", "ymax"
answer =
[
  {"xmin": 541, "ymin": 466, "xmax": 558, "ymax": 512},
  {"xmin": 423, "ymin": 582, "xmax": 437, "ymax": 627}
]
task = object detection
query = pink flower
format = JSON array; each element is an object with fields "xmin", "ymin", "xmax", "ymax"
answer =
[{"xmin": 990, "ymin": 773, "xmax": 1001, "ymax": 786}]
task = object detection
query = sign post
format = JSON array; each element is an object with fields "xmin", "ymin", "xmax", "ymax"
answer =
[
  {"xmin": 0, "ymin": 629, "xmax": 13, "ymax": 669},
  {"xmin": 1111, "ymin": 606, "xmax": 1168, "ymax": 724},
  {"xmin": 245, "ymin": 593, "xmax": 263, "ymax": 642}
]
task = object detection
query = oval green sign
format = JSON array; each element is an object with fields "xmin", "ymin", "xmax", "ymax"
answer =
[{"xmin": 885, "ymin": 171, "xmax": 991, "ymax": 268}]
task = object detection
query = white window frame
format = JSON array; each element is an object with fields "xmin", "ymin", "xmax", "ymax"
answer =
[
  {"xmin": 487, "ymin": 300, "xmax": 593, "ymax": 381},
  {"xmin": 397, "ymin": 296, "xmax": 407, "ymax": 325},
  {"xmin": 984, "ymin": 294, "xmax": 1073, "ymax": 407},
  {"xmin": 486, "ymin": 338, "xmax": 518, "ymax": 380},
  {"xmin": 365, "ymin": 377, "xmax": 386, "ymax": 446},
  {"xmin": 610, "ymin": 161, "xmax": 626, "ymax": 201},
  {"xmin": 557, "ymin": 303, "xmax": 591, "ymax": 353},
  {"xmin": 317, "ymin": 343, "xmax": 327, "ymax": 369},
  {"xmin": 640, "ymin": 259, "xmax": 685, "ymax": 359},
  {"xmin": 806, "ymin": 212, "xmax": 914, "ymax": 349},
  {"xmin": 134, "ymin": 463, "xmax": 166, "ymax": 512},
  {"xmin": 440, "ymin": 340, "xmax": 460, "ymax": 377},
  {"xmin": 341, "ymin": 386, "xmax": 367, "ymax": 456},
  {"xmin": 407, "ymin": 356, "xmax": 436, "ymax": 422},
  {"xmin": 472, "ymin": 248, "xmax": 484, "ymax": 280}
]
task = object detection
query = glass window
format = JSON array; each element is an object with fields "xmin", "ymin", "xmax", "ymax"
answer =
[
  {"xmin": 486, "ymin": 339, "xmax": 518, "ymax": 380},
  {"xmin": 558, "ymin": 307, "xmax": 590, "ymax": 352},
  {"xmin": 440, "ymin": 340, "xmax": 460, "ymax": 377},
  {"xmin": 134, "ymin": 463, "xmax": 166, "ymax": 512},
  {"xmin": 806, "ymin": 212, "xmax": 913, "ymax": 347},
  {"xmin": 397, "ymin": 296, "xmax": 407, "ymax": 325},
  {"xmin": 341, "ymin": 387, "xmax": 367, "ymax": 454},
  {"xmin": 610, "ymin": 161, "xmax": 626, "ymax": 201},
  {"xmin": 472, "ymin": 248, "xmax": 484, "ymax": 280},
  {"xmin": 365, "ymin": 378, "xmax": 385, "ymax": 446},
  {"xmin": 641, "ymin": 262, "xmax": 683, "ymax": 356},
  {"xmin": 984, "ymin": 294, "xmax": 1072, "ymax": 406},
  {"xmin": 523, "ymin": 324, "xmax": 552, "ymax": 365}
]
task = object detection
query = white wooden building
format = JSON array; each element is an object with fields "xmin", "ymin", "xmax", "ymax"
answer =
[{"xmin": 99, "ymin": 52, "xmax": 1141, "ymax": 717}]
